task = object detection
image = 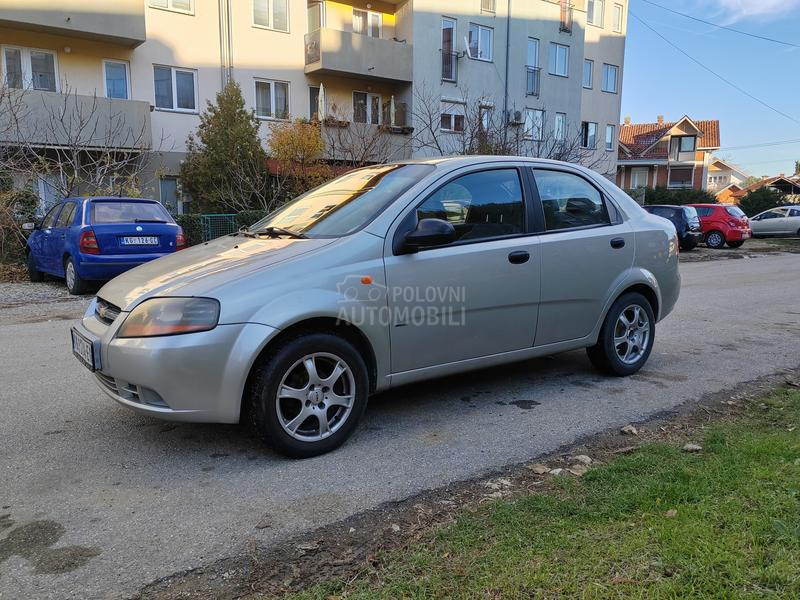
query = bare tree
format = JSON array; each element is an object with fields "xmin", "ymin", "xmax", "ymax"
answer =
[
  {"xmin": 0, "ymin": 83, "xmax": 161, "ymax": 207},
  {"xmin": 320, "ymin": 102, "xmax": 408, "ymax": 168}
]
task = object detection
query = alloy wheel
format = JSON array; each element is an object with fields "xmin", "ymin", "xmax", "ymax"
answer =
[
  {"xmin": 275, "ymin": 352, "xmax": 356, "ymax": 442},
  {"xmin": 66, "ymin": 261, "xmax": 76, "ymax": 291},
  {"xmin": 613, "ymin": 304, "xmax": 651, "ymax": 365}
]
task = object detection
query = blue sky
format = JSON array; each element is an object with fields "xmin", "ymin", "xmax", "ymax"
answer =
[{"xmin": 622, "ymin": 0, "xmax": 800, "ymax": 177}]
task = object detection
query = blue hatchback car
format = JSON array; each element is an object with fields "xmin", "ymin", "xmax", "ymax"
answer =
[{"xmin": 25, "ymin": 197, "xmax": 186, "ymax": 294}]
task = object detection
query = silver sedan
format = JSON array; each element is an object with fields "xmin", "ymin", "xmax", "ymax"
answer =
[
  {"xmin": 71, "ymin": 157, "xmax": 681, "ymax": 457},
  {"xmin": 750, "ymin": 206, "xmax": 800, "ymax": 237}
]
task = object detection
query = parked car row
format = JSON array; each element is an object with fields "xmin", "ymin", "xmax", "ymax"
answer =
[{"xmin": 644, "ymin": 203, "xmax": 757, "ymax": 250}]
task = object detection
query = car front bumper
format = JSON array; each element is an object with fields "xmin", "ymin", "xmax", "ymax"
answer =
[{"xmin": 73, "ymin": 299, "xmax": 278, "ymax": 423}]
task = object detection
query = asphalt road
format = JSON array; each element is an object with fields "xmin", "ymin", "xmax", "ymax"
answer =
[{"xmin": 1, "ymin": 254, "xmax": 799, "ymax": 599}]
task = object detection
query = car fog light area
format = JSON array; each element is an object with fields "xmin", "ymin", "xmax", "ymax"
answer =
[{"xmin": 117, "ymin": 297, "xmax": 220, "ymax": 338}]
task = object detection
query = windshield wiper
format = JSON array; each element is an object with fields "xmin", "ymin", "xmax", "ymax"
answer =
[{"xmin": 249, "ymin": 226, "xmax": 307, "ymax": 239}]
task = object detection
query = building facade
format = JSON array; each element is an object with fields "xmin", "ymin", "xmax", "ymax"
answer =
[
  {"xmin": 0, "ymin": 0, "xmax": 627, "ymax": 212},
  {"xmin": 616, "ymin": 115, "xmax": 721, "ymax": 192}
]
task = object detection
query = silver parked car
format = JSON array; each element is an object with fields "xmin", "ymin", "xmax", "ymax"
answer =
[
  {"xmin": 750, "ymin": 206, "xmax": 800, "ymax": 237},
  {"xmin": 71, "ymin": 157, "xmax": 681, "ymax": 457}
]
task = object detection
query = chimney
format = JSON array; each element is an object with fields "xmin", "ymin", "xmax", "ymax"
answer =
[
  {"xmin": 657, "ymin": 115, "xmax": 664, "ymax": 125},
  {"xmin": 623, "ymin": 116, "xmax": 631, "ymax": 125}
]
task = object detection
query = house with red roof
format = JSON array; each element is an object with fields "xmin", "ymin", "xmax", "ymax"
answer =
[{"xmin": 616, "ymin": 115, "xmax": 721, "ymax": 191}]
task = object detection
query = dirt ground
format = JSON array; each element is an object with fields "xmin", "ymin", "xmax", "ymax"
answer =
[{"xmin": 679, "ymin": 237, "xmax": 800, "ymax": 262}]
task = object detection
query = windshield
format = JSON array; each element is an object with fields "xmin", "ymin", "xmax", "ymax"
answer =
[
  {"xmin": 91, "ymin": 201, "xmax": 171, "ymax": 224},
  {"xmin": 725, "ymin": 206, "xmax": 746, "ymax": 218},
  {"xmin": 249, "ymin": 164, "xmax": 435, "ymax": 238}
]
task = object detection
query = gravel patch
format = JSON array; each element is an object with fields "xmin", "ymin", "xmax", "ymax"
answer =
[
  {"xmin": 0, "ymin": 282, "xmax": 90, "ymax": 325},
  {"xmin": 680, "ymin": 237, "xmax": 800, "ymax": 263}
]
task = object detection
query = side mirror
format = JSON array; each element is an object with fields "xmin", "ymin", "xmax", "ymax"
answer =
[
  {"xmin": 22, "ymin": 222, "xmax": 36, "ymax": 231},
  {"xmin": 403, "ymin": 218, "xmax": 456, "ymax": 252}
]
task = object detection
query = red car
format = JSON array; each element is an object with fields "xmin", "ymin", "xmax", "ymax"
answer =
[{"xmin": 688, "ymin": 204, "xmax": 752, "ymax": 249}]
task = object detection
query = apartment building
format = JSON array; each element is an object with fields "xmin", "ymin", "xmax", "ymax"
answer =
[
  {"xmin": 0, "ymin": 0, "xmax": 627, "ymax": 212},
  {"xmin": 616, "ymin": 115, "xmax": 721, "ymax": 191}
]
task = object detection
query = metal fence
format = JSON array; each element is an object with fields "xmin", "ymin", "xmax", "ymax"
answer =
[{"xmin": 200, "ymin": 214, "xmax": 240, "ymax": 241}]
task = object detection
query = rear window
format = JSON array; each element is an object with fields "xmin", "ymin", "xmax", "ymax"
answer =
[
  {"xmin": 725, "ymin": 206, "xmax": 746, "ymax": 218},
  {"xmin": 649, "ymin": 207, "xmax": 677, "ymax": 219},
  {"xmin": 90, "ymin": 201, "xmax": 171, "ymax": 224}
]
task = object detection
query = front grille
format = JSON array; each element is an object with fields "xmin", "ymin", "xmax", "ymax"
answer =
[{"xmin": 95, "ymin": 297, "xmax": 121, "ymax": 325}]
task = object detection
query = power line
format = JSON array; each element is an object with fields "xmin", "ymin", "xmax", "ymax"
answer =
[
  {"xmin": 640, "ymin": 0, "xmax": 800, "ymax": 48},
  {"xmin": 719, "ymin": 138, "xmax": 800, "ymax": 152},
  {"xmin": 630, "ymin": 11, "xmax": 800, "ymax": 127}
]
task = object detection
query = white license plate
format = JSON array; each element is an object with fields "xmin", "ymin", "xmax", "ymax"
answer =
[
  {"xmin": 742, "ymin": 232, "xmax": 751, "ymax": 239},
  {"xmin": 71, "ymin": 328, "xmax": 96, "ymax": 371},
  {"xmin": 121, "ymin": 236, "xmax": 159, "ymax": 246}
]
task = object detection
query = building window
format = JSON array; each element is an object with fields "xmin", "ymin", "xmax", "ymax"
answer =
[
  {"xmin": 587, "ymin": 0, "xmax": 604, "ymax": 26},
  {"xmin": 154, "ymin": 66, "xmax": 197, "ymax": 112},
  {"xmin": 527, "ymin": 37, "xmax": 539, "ymax": 67},
  {"xmin": 669, "ymin": 167, "xmax": 694, "ymax": 188},
  {"xmin": 548, "ymin": 42, "xmax": 569, "ymax": 77},
  {"xmin": 601, "ymin": 63, "xmax": 618, "ymax": 93},
  {"xmin": 159, "ymin": 177, "xmax": 181, "ymax": 214},
  {"xmin": 253, "ymin": 0, "xmax": 289, "ymax": 32},
  {"xmin": 605, "ymin": 124, "xmax": 615, "ymax": 151},
  {"xmin": 481, "ymin": 0, "xmax": 496, "ymax": 13},
  {"xmin": 679, "ymin": 136, "xmax": 696, "ymax": 152},
  {"xmin": 307, "ymin": 2, "xmax": 323, "ymax": 32},
  {"xmin": 613, "ymin": 3, "xmax": 624, "ymax": 32},
  {"xmin": 2, "ymin": 47, "xmax": 58, "ymax": 91},
  {"xmin": 353, "ymin": 8, "xmax": 381, "ymax": 38},
  {"xmin": 582, "ymin": 59, "xmax": 593, "ymax": 89},
  {"xmin": 309, "ymin": 86, "xmax": 320, "ymax": 120},
  {"xmin": 554, "ymin": 112, "xmax": 566, "ymax": 141},
  {"xmin": 468, "ymin": 23, "xmax": 494, "ymax": 61},
  {"xmin": 442, "ymin": 17, "xmax": 457, "ymax": 82},
  {"xmin": 525, "ymin": 109, "xmax": 544, "ymax": 141},
  {"xmin": 559, "ymin": 0, "xmax": 573, "ymax": 32},
  {"xmin": 630, "ymin": 168, "xmax": 648, "ymax": 188},
  {"xmin": 149, "ymin": 0, "xmax": 193, "ymax": 15},
  {"xmin": 581, "ymin": 121, "xmax": 597, "ymax": 148},
  {"xmin": 441, "ymin": 101, "xmax": 465, "ymax": 132},
  {"xmin": 103, "ymin": 60, "xmax": 129, "ymax": 100},
  {"xmin": 353, "ymin": 91, "xmax": 381, "ymax": 124},
  {"xmin": 255, "ymin": 79, "xmax": 289, "ymax": 119}
]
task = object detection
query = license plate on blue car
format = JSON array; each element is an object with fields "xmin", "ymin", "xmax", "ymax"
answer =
[{"xmin": 121, "ymin": 236, "xmax": 159, "ymax": 246}]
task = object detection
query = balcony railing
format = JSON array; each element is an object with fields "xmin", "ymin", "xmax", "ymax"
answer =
[
  {"xmin": 442, "ymin": 51, "xmax": 458, "ymax": 82},
  {"xmin": 525, "ymin": 67, "xmax": 540, "ymax": 96}
]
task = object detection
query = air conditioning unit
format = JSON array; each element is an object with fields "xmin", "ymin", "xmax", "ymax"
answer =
[{"xmin": 507, "ymin": 110, "xmax": 523, "ymax": 125}]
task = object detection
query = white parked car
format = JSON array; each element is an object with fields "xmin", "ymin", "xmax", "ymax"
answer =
[{"xmin": 750, "ymin": 206, "xmax": 800, "ymax": 237}]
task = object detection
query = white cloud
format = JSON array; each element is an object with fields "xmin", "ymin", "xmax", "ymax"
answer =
[{"xmin": 707, "ymin": 0, "xmax": 800, "ymax": 22}]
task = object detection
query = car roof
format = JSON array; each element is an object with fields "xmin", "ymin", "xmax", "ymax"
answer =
[
  {"xmin": 688, "ymin": 203, "xmax": 719, "ymax": 208},
  {"xmin": 645, "ymin": 204, "xmax": 682, "ymax": 209},
  {"xmin": 66, "ymin": 197, "xmax": 159, "ymax": 203}
]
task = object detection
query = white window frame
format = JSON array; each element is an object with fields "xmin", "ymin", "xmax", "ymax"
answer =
[
  {"xmin": 581, "ymin": 121, "xmax": 598, "ymax": 149},
  {"xmin": 2, "ymin": 45, "xmax": 60, "ymax": 92},
  {"xmin": 554, "ymin": 112, "xmax": 566, "ymax": 141},
  {"xmin": 481, "ymin": 0, "xmax": 497, "ymax": 13},
  {"xmin": 307, "ymin": 1, "xmax": 325, "ymax": 32},
  {"xmin": 467, "ymin": 23, "xmax": 494, "ymax": 62},
  {"xmin": 102, "ymin": 59, "xmax": 131, "ymax": 100},
  {"xmin": 582, "ymin": 58, "xmax": 593, "ymax": 89},
  {"xmin": 352, "ymin": 91, "xmax": 382, "ymax": 125},
  {"xmin": 149, "ymin": 0, "xmax": 194, "ymax": 16},
  {"xmin": 548, "ymin": 42, "xmax": 569, "ymax": 77},
  {"xmin": 153, "ymin": 65, "xmax": 198, "ymax": 113},
  {"xmin": 255, "ymin": 78, "xmax": 290, "ymax": 120},
  {"xmin": 668, "ymin": 166, "xmax": 694, "ymax": 189},
  {"xmin": 524, "ymin": 108, "xmax": 545, "ymax": 141},
  {"xmin": 602, "ymin": 63, "xmax": 619, "ymax": 93},
  {"xmin": 605, "ymin": 124, "xmax": 615, "ymax": 151},
  {"xmin": 587, "ymin": 0, "xmax": 604, "ymax": 27},
  {"xmin": 630, "ymin": 167, "xmax": 648, "ymax": 188},
  {"xmin": 613, "ymin": 3, "xmax": 624, "ymax": 32},
  {"xmin": 253, "ymin": 0, "xmax": 291, "ymax": 33},
  {"xmin": 353, "ymin": 8, "xmax": 382, "ymax": 38},
  {"xmin": 440, "ymin": 100, "xmax": 466, "ymax": 133},
  {"xmin": 526, "ymin": 37, "xmax": 539, "ymax": 67}
]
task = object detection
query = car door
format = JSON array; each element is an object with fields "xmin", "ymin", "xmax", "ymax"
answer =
[
  {"xmin": 37, "ymin": 204, "xmax": 64, "ymax": 273},
  {"xmin": 788, "ymin": 208, "xmax": 800, "ymax": 235},
  {"xmin": 756, "ymin": 209, "xmax": 786, "ymax": 234},
  {"xmin": 383, "ymin": 167, "xmax": 541, "ymax": 374},
  {"xmin": 49, "ymin": 201, "xmax": 78, "ymax": 275},
  {"xmin": 532, "ymin": 168, "xmax": 634, "ymax": 347}
]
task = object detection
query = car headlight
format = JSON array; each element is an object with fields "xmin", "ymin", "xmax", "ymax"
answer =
[{"xmin": 117, "ymin": 297, "xmax": 220, "ymax": 338}]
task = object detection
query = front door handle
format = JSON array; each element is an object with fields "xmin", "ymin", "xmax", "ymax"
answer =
[
  {"xmin": 610, "ymin": 238, "xmax": 626, "ymax": 249},
  {"xmin": 508, "ymin": 250, "xmax": 530, "ymax": 264}
]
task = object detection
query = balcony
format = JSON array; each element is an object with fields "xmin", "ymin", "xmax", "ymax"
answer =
[
  {"xmin": 442, "ymin": 51, "xmax": 458, "ymax": 83},
  {"xmin": 525, "ymin": 67, "xmax": 541, "ymax": 96},
  {"xmin": 304, "ymin": 28, "xmax": 413, "ymax": 84},
  {"xmin": 0, "ymin": 89, "xmax": 152, "ymax": 149},
  {"xmin": 0, "ymin": 0, "xmax": 146, "ymax": 47}
]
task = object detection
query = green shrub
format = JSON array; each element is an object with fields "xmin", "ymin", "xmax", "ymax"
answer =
[
  {"xmin": 0, "ymin": 187, "xmax": 39, "ymax": 264},
  {"xmin": 174, "ymin": 214, "xmax": 203, "ymax": 246},
  {"xmin": 640, "ymin": 186, "xmax": 717, "ymax": 206},
  {"xmin": 738, "ymin": 187, "xmax": 786, "ymax": 217}
]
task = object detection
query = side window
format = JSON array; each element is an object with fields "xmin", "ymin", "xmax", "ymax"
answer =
[
  {"xmin": 761, "ymin": 210, "xmax": 781, "ymax": 220},
  {"xmin": 696, "ymin": 207, "xmax": 713, "ymax": 217},
  {"xmin": 790, "ymin": 208, "xmax": 800, "ymax": 217},
  {"xmin": 41, "ymin": 204, "xmax": 61, "ymax": 229},
  {"xmin": 56, "ymin": 203, "xmax": 76, "ymax": 227},
  {"xmin": 533, "ymin": 170, "xmax": 610, "ymax": 231},
  {"xmin": 414, "ymin": 169, "xmax": 524, "ymax": 243}
]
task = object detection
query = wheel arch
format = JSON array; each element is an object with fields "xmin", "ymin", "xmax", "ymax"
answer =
[{"xmin": 617, "ymin": 283, "xmax": 659, "ymax": 321}]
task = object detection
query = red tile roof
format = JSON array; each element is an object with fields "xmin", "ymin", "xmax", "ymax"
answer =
[{"xmin": 618, "ymin": 117, "xmax": 720, "ymax": 161}]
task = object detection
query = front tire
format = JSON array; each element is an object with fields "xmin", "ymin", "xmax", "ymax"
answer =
[
  {"xmin": 64, "ymin": 257, "xmax": 90, "ymax": 295},
  {"xmin": 27, "ymin": 252, "xmax": 44, "ymax": 282},
  {"xmin": 705, "ymin": 230, "xmax": 726, "ymax": 249},
  {"xmin": 246, "ymin": 333, "xmax": 369, "ymax": 458},
  {"xmin": 587, "ymin": 292, "xmax": 655, "ymax": 377}
]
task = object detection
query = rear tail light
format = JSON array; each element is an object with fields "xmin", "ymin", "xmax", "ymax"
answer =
[
  {"xmin": 176, "ymin": 229, "xmax": 187, "ymax": 251},
  {"xmin": 79, "ymin": 230, "xmax": 100, "ymax": 254}
]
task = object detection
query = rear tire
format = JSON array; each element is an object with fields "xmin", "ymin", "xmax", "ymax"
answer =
[
  {"xmin": 246, "ymin": 333, "xmax": 369, "ymax": 458},
  {"xmin": 727, "ymin": 241, "xmax": 744, "ymax": 249},
  {"xmin": 705, "ymin": 230, "xmax": 726, "ymax": 249},
  {"xmin": 64, "ymin": 257, "xmax": 90, "ymax": 295},
  {"xmin": 680, "ymin": 240, "xmax": 696, "ymax": 251},
  {"xmin": 587, "ymin": 292, "xmax": 655, "ymax": 377},
  {"xmin": 27, "ymin": 252, "xmax": 44, "ymax": 282}
]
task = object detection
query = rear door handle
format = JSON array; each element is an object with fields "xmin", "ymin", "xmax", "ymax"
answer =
[
  {"xmin": 508, "ymin": 250, "xmax": 530, "ymax": 264},
  {"xmin": 610, "ymin": 238, "xmax": 625, "ymax": 249}
]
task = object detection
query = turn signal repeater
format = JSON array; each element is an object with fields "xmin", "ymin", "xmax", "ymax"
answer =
[{"xmin": 361, "ymin": 276, "xmax": 373, "ymax": 285}]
